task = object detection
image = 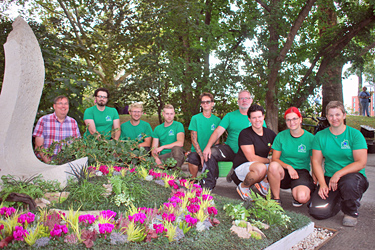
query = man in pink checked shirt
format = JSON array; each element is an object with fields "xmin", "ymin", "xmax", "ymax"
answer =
[{"xmin": 33, "ymin": 95, "xmax": 80, "ymax": 163}]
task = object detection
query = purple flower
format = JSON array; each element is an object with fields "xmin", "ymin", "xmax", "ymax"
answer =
[
  {"xmin": 187, "ymin": 204, "xmax": 200, "ymax": 214},
  {"xmin": 185, "ymin": 214, "xmax": 198, "ymax": 226},
  {"xmin": 0, "ymin": 207, "xmax": 16, "ymax": 217},
  {"xmin": 18, "ymin": 212, "xmax": 35, "ymax": 224},
  {"xmin": 13, "ymin": 226, "xmax": 28, "ymax": 241},
  {"xmin": 128, "ymin": 212, "xmax": 147, "ymax": 224},
  {"xmin": 162, "ymin": 213, "xmax": 176, "ymax": 222},
  {"xmin": 153, "ymin": 223, "xmax": 167, "ymax": 234},
  {"xmin": 208, "ymin": 207, "xmax": 218, "ymax": 215},
  {"xmin": 98, "ymin": 223, "xmax": 114, "ymax": 234},
  {"xmin": 99, "ymin": 210, "xmax": 117, "ymax": 220},
  {"xmin": 50, "ymin": 224, "xmax": 68, "ymax": 238}
]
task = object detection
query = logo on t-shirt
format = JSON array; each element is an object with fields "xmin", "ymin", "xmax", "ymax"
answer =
[
  {"xmin": 105, "ymin": 116, "xmax": 112, "ymax": 122},
  {"xmin": 169, "ymin": 129, "xmax": 175, "ymax": 136},
  {"xmin": 341, "ymin": 140, "xmax": 350, "ymax": 149},
  {"xmin": 211, "ymin": 124, "xmax": 216, "ymax": 130},
  {"xmin": 298, "ymin": 144, "xmax": 307, "ymax": 153},
  {"xmin": 137, "ymin": 134, "xmax": 142, "ymax": 140}
]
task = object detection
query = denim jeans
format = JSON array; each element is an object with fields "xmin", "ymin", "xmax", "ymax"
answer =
[
  {"xmin": 308, "ymin": 173, "xmax": 369, "ymax": 219},
  {"xmin": 361, "ymin": 101, "xmax": 370, "ymax": 116}
]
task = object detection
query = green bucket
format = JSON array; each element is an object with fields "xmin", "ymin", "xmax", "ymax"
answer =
[{"xmin": 218, "ymin": 161, "xmax": 233, "ymax": 177}]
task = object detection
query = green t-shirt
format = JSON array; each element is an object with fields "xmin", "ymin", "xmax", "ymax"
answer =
[
  {"xmin": 153, "ymin": 121, "xmax": 185, "ymax": 155},
  {"xmin": 272, "ymin": 129, "xmax": 314, "ymax": 171},
  {"xmin": 312, "ymin": 126, "xmax": 367, "ymax": 177},
  {"xmin": 188, "ymin": 113, "xmax": 221, "ymax": 152},
  {"xmin": 219, "ymin": 109, "xmax": 266, "ymax": 153},
  {"xmin": 83, "ymin": 106, "xmax": 119, "ymax": 139},
  {"xmin": 120, "ymin": 120, "xmax": 152, "ymax": 142}
]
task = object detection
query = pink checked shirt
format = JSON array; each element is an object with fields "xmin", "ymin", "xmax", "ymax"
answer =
[{"xmin": 33, "ymin": 113, "xmax": 81, "ymax": 155}]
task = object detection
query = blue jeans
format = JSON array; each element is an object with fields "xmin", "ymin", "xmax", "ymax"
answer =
[
  {"xmin": 361, "ymin": 101, "xmax": 370, "ymax": 116},
  {"xmin": 308, "ymin": 173, "xmax": 368, "ymax": 219}
]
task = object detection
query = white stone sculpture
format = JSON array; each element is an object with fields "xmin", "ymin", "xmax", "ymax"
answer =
[{"xmin": 0, "ymin": 17, "xmax": 87, "ymax": 186}]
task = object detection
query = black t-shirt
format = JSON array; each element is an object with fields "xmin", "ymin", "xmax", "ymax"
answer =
[{"xmin": 232, "ymin": 126, "xmax": 276, "ymax": 169}]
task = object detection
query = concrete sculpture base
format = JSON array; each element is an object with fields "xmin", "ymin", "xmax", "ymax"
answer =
[{"xmin": 0, "ymin": 17, "xmax": 87, "ymax": 186}]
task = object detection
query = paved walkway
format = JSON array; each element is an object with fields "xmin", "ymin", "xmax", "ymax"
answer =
[{"xmin": 189, "ymin": 153, "xmax": 375, "ymax": 250}]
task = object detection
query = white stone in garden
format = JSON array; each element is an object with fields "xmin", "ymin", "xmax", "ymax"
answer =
[{"xmin": 0, "ymin": 17, "xmax": 87, "ymax": 186}]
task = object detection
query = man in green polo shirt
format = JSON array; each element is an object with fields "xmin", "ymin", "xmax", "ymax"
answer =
[
  {"xmin": 120, "ymin": 102, "xmax": 152, "ymax": 151},
  {"xmin": 152, "ymin": 104, "xmax": 185, "ymax": 168},
  {"xmin": 83, "ymin": 88, "xmax": 120, "ymax": 140}
]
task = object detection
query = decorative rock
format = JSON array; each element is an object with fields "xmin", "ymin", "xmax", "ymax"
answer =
[{"xmin": 0, "ymin": 17, "xmax": 87, "ymax": 187}]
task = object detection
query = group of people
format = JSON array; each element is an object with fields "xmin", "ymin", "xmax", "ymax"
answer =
[{"xmin": 33, "ymin": 88, "xmax": 369, "ymax": 227}]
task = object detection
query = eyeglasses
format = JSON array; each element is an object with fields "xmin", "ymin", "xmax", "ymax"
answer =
[
  {"xmin": 239, "ymin": 97, "xmax": 251, "ymax": 101},
  {"xmin": 56, "ymin": 102, "xmax": 69, "ymax": 106},
  {"xmin": 201, "ymin": 101, "xmax": 212, "ymax": 104},
  {"xmin": 286, "ymin": 117, "xmax": 300, "ymax": 123},
  {"xmin": 96, "ymin": 95, "xmax": 108, "ymax": 99}
]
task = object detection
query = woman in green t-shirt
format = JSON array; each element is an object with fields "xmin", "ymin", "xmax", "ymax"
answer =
[
  {"xmin": 268, "ymin": 107, "xmax": 315, "ymax": 206},
  {"xmin": 309, "ymin": 101, "xmax": 368, "ymax": 227}
]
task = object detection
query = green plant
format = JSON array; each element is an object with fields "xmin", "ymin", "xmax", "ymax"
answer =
[
  {"xmin": 223, "ymin": 203, "xmax": 249, "ymax": 221},
  {"xmin": 67, "ymin": 179, "xmax": 107, "ymax": 204},
  {"xmin": 246, "ymin": 190, "xmax": 291, "ymax": 228}
]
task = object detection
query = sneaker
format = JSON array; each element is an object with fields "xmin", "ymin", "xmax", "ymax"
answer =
[
  {"xmin": 342, "ymin": 214, "xmax": 358, "ymax": 227},
  {"xmin": 292, "ymin": 198, "xmax": 303, "ymax": 207},
  {"xmin": 237, "ymin": 183, "xmax": 252, "ymax": 201},
  {"xmin": 273, "ymin": 199, "xmax": 282, "ymax": 205},
  {"xmin": 251, "ymin": 181, "xmax": 269, "ymax": 197},
  {"xmin": 226, "ymin": 168, "xmax": 234, "ymax": 183}
]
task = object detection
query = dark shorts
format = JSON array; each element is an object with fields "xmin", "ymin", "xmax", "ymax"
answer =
[
  {"xmin": 186, "ymin": 152, "xmax": 203, "ymax": 171},
  {"xmin": 280, "ymin": 168, "xmax": 315, "ymax": 192}
]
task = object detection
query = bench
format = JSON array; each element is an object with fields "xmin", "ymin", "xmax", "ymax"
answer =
[
  {"xmin": 361, "ymin": 125, "xmax": 375, "ymax": 154},
  {"xmin": 218, "ymin": 161, "xmax": 233, "ymax": 177}
]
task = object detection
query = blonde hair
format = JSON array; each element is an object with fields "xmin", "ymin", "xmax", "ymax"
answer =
[
  {"xmin": 129, "ymin": 102, "xmax": 143, "ymax": 112},
  {"xmin": 163, "ymin": 104, "xmax": 174, "ymax": 111},
  {"xmin": 326, "ymin": 101, "xmax": 346, "ymax": 114}
]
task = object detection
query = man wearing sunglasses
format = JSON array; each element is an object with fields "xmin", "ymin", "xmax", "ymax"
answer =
[
  {"xmin": 33, "ymin": 95, "xmax": 80, "ymax": 163},
  {"xmin": 187, "ymin": 92, "xmax": 221, "ymax": 180},
  {"xmin": 83, "ymin": 88, "xmax": 121, "ymax": 140}
]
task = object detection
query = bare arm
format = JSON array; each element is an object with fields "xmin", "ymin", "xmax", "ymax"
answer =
[
  {"xmin": 151, "ymin": 137, "xmax": 162, "ymax": 165},
  {"xmin": 242, "ymin": 144, "xmax": 269, "ymax": 164},
  {"xmin": 155, "ymin": 132, "xmax": 184, "ymax": 153},
  {"xmin": 329, "ymin": 149, "xmax": 367, "ymax": 191},
  {"xmin": 34, "ymin": 136, "xmax": 51, "ymax": 163},
  {"xmin": 84, "ymin": 119, "xmax": 98, "ymax": 136},
  {"xmin": 112, "ymin": 119, "xmax": 121, "ymax": 140},
  {"xmin": 138, "ymin": 136, "xmax": 151, "ymax": 148},
  {"xmin": 203, "ymin": 126, "xmax": 225, "ymax": 161},
  {"xmin": 191, "ymin": 131, "xmax": 204, "ymax": 166}
]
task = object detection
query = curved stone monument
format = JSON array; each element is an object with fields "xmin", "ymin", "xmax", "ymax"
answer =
[{"xmin": 0, "ymin": 17, "xmax": 87, "ymax": 186}]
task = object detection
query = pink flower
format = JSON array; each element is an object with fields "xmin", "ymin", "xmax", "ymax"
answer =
[
  {"xmin": 169, "ymin": 196, "xmax": 182, "ymax": 204},
  {"xmin": 13, "ymin": 226, "xmax": 28, "ymax": 241},
  {"xmin": 153, "ymin": 224, "xmax": 167, "ymax": 234},
  {"xmin": 208, "ymin": 207, "xmax": 218, "ymax": 216},
  {"xmin": 129, "ymin": 168, "xmax": 136, "ymax": 173},
  {"xmin": 179, "ymin": 179, "xmax": 187, "ymax": 187},
  {"xmin": 188, "ymin": 197, "xmax": 200, "ymax": 204},
  {"xmin": 98, "ymin": 223, "xmax": 114, "ymax": 234},
  {"xmin": 79, "ymin": 214, "xmax": 96, "ymax": 225},
  {"xmin": 99, "ymin": 165, "xmax": 109, "ymax": 175},
  {"xmin": 128, "ymin": 212, "xmax": 147, "ymax": 224},
  {"xmin": 50, "ymin": 224, "xmax": 68, "ymax": 238},
  {"xmin": 174, "ymin": 191, "xmax": 185, "ymax": 198},
  {"xmin": 99, "ymin": 210, "xmax": 117, "ymax": 220},
  {"xmin": 0, "ymin": 224, "xmax": 4, "ymax": 231},
  {"xmin": 113, "ymin": 166, "xmax": 124, "ymax": 172},
  {"xmin": 0, "ymin": 207, "xmax": 16, "ymax": 217},
  {"xmin": 202, "ymin": 194, "xmax": 213, "ymax": 201},
  {"xmin": 163, "ymin": 202, "xmax": 177, "ymax": 210},
  {"xmin": 18, "ymin": 212, "xmax": 35, "ymax": 224},
  {"xmin": 162, "ymin": 213, "xmax": 176, "ymax": 222},
  {"xmin": 88, "ymin": 166, "xmax": 97, "ymax": 171},
  {"xmin": 185, "ymin": 214, "xmax": 198, "ymax": 226},
  {"xmin": 187, "ymin": 204, "xmax": 200, "ymax": 214}
]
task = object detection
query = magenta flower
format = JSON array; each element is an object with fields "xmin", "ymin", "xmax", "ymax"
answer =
[
  {"xmin": 0, "ymin": 224, "xmax": 4, "ymax": 231},
  {"xmin": 99, "ymin": 210, "xmax": 117, "ymax": 220},
  {"xmin": 162, "ymin": 213, "xmax": 176, "ymax": 222},
  {"xmin": 50, "ymin": 224, "xmax": 68, "ymax": 238},
  {"xmin": 179, "ymin": 179, "xmax": 187, "ymax": 187},
  {"xmin": 174, "ymin": 191, "xmax": 185, "ymax": 198},
  {"xmin": 129, "ymin": 168, "xmax": 136, "ymax": 173},
  {"xmin": 128, "ymin": 212, "xmax": 147, "ymax": 224},
  {"xmin": 208, "ymin": 207, "xmax": 218, "ymax": 216},
  {"xmin": 79, "ymin": 214, "xmax": 96, "ymax": 225},
  {"xmin": 98, "ymin": 223, "xmax": 114, "ymax": 234},
  {"xmin": 202, "ymin": 194, "xmax": 213, "ymax": 201},
  {"xmin": 169, "ymin": 196, "xmax": 182, "ymax": 204},
  {"xmin": 13, "ymin": 226, "xmax": 28, "ymax": 241},
  {"xmin": 163, "ymin": 202, "xmax": 177, "ymax": 210},
  {"xmin": 18, "ymin": 212, "xmax": 35, "ymax": 224},
  {"xmin": 185, "ymin": 214, "xmax": 198, "ymax": 226},
  {"xmin": 88, "ymin": 165, "xmax": 97, "ymax": 171},
  {"xmin": 114, "ymin": 166, "xmax": 124, "ymax": 172},
  {"xmin": 153, "ymin": 223, "xmax": 167, "ymax": 234},
  {"xmin": 99, "ymin": 165, "xmax": 109, "ymax": 175},
  {"xmin": 188, "ymin": 197, "xmax": 200, "ymax": 204},
  {"xmin": 0, "ymin": 207, "xmax": 16, "ymax": 217},
  {"xmin": 187, "ymin": 204, "xmax": 200, "ymax": 214}
]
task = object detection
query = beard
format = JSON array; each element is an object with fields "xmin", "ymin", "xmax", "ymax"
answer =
[{"xmin": 97, "ymin": 100, "xmax": 107, "ymax": 107}]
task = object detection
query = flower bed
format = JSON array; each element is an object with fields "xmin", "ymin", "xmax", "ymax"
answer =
[{"xmin": 0, "ymin": 166, "xmax": 311, "ymax": 249}]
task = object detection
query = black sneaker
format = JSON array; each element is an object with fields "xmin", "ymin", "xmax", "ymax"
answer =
[{"xmin": 292, "ymin": 198, "xmax": 303, "ymax": 207}]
